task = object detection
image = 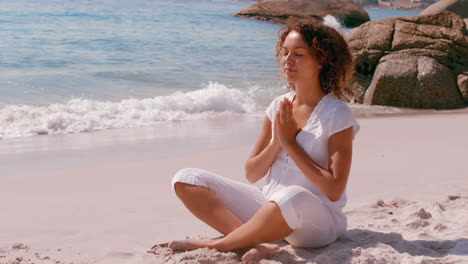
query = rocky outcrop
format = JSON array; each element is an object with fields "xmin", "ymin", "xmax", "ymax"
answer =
[
  {"xmin": 234, "ymin": 0, "xmax": 370, "ymax": 27},
  {"xmin": 353, "ymin": 0, "xmax": 377, "ymax": 4},
  {"xmin": 421, "ymin": 0, "xmax": 468, "ymax": 18},
  {"xmin": 459, "ymin": 72, "xmax": 468, "ymax": 101},
  {"xmin": 353, "ymin": 0, "xmax": 434, "ymax": 11},
  {"xmin": 345, "ymin": 12, "xmax": 468, "ymax": 109}
]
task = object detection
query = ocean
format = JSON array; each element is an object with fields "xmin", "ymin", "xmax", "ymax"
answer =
[{"xmin": 0, "ymin": 0, "xmax": 420, "ymax": 140}]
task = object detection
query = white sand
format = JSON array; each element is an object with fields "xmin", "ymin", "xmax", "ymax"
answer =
[{"xmin": 0, "ymin": 113, "xmax": 467, "ymax": 264}]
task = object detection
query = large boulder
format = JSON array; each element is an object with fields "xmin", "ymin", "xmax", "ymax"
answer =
[
  {"xmin": 364, "ymin": 55, "xmax": 464, "ymax": 108},
  {"xmin": 345, "ymin": 11, "xmax": 468, "ymax": 109},
  {"xmin": 233, "ymin": 0, "xmax": 370, "ymax": 27},
  {"xmin": 421, "ymin": 0, "xmax": 468, "ymax": 18}
]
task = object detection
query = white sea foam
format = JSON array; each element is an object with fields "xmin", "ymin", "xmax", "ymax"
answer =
[
  {"xmin": 0, "ymin": 82, "xmax": 259, "ymax": 139},
  {"xmin": 323, "ymin": 15, "xmax": 344, "ymax": 33}
]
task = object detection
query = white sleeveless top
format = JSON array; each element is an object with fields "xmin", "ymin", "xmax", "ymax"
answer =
[{"xmin": 263, "ymin": 91, "xmax": 360, "ymax": 212}]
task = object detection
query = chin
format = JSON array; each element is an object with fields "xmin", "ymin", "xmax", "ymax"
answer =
[
  {"xmin": 285, "ymin": 76, "xmax": 297, "ymax": 83},
  {"xmin": 284, "ymin": 72, "xmax": 296, "ymax": 80}
]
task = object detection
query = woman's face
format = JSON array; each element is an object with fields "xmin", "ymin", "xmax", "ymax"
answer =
[{"xmin": 280, "ymin": 30, "xmax": 322, "ymax": 84}]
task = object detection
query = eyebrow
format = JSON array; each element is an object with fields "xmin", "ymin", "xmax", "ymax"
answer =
[{"xmin": 283, "ymin": 46, "xmax": 307, "ymax": 49}]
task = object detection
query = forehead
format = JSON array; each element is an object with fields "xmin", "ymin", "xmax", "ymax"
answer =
[{"xmin": 283, "ymin": 31, "xmax": 308, "ymax": 48}]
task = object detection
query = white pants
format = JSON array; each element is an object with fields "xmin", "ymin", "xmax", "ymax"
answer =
[{"xmin": 172, "ymin": 168, "xmax": 340, "ymax": 248}]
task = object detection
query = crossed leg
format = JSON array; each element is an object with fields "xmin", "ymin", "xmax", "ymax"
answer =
[
  {"xmin": 170, "ymin": 182, "xmax": 293, "ymax": 262},
  {"xmin": 173, "ymin": 182, "xmax": 243, "ymax": 235}
]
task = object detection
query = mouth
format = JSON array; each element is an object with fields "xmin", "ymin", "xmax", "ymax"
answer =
[{"xmin": 284, "ymin": 68, "xmax": 296, "ymax": 73}]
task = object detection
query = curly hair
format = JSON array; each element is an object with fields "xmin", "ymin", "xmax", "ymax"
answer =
[{"xmin": 276, "ymin": 17, "xmax": 355, "ymax": 99}]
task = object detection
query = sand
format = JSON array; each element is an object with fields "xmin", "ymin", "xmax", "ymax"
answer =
[{"xmin": 0, "ymin": 113, "xmax": 467, "ymax": 264}]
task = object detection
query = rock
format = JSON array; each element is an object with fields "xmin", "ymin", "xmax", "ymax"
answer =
[
  {"xmin": 346, "ymin": 18, "xmax": 395, "ymax": 69},
  {"xmin": 353, "ymin": 0, "xmax": 378, "ymax": 5},
  {"xmin": 233, "ymin": 0, "xmax": 370, "ymax": 27},
  {"xmin": 377, "ymin": 200, "xmax": 386, "ymax": 207},
  {"xmin": 448, "ymin": 195, "xmax": 461, "ymax": 200},
  {"xmin": 364, "ymin": 54, "xmax": 464, "ymax": 108},
  {"xmin": 459, "ymin": 73, "xmax": 468, "ymax": 102},
  {"xmin": 421, "ymin": 0, "xmax": 468, "ymax": 18},
  {"xmin": 345, "ymin": 11, "xmax": 468, "ymax": 109},
  {"xmin": 359, "ymin": 0, "xmax": 431, "ymax": 11},
  {"xmin": 346, "ymin": 75, "xmax": 371, "ymax": 103}
]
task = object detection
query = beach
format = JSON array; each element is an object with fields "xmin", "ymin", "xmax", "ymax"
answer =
[
  {"xmin": 1, "ymin": 112, "xmax": 467, "ymax": 264},
  {"xmin": 1, "ymin": 0, "xmax": 467, "ymax": 263}
]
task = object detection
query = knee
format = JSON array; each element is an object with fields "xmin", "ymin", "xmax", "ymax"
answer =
[
  {"xmin": 172, "ymin": 168, "xmax": 199, "ymax": 185},
  {"xmin": 173, "ymin": 182, "xmax": 188, "ymax": 197},
  {"xmin": 172, "ymin": 168, "xmax": 195, "ymax": 193},
  {"xmin": 172, "ymin": 168, "xmax": 207, "ymax": 197},
  {"xmin": 173, "ymin": 168, "xmax": 197, "ymax": 180}
]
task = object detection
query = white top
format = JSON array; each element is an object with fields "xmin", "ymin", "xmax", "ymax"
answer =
[{"xmin": 263, "ymin": 91, "xmax": 360, "ymax": 210}]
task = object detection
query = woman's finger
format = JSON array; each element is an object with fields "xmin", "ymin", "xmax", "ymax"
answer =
[
  {"xmin": 280, "ymin": 100, "xmax": 286, "ymax": 126},
  {"xmin": 287, "ymin": 100, "xmax": 294, "ymax": 127},
  {"xmin": 275, "ymin": 111, "xmax": 281, "ymax": 129},
  {"xmin": 283, "ymin": 100, "xmax": 290, "ymax": 125},
  {"xmin": 283, "ymin": 99, "xmax": 290, "ymax": 126}
]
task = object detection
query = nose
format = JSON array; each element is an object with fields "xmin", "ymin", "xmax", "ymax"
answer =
[{"xmin": 284, "ymin": 53, "xmax": 294, "ymax": 64}]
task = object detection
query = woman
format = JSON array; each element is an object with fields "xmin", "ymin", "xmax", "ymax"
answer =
[{"xmin": 169, "ymin": 17, "xmax": 360, "ymax": 263}]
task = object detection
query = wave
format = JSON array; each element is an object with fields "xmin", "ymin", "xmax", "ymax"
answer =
[
  {"xmin": 0, "ymin": 82, "xmax": 260, "ymax": 139},
  {"xmin": 323, "ymin": 15, "xmax": 344, "ymax": 33}
]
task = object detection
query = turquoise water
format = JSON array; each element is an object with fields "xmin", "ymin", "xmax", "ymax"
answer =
[
  {"xmin": 365, "ymin": 7, "xmax": 420, "ymax": 20},
  {"xmin": 0, "ymin": 0, "xmax": 420, "ymax": 139},
  {"xmin": 0, "ymin": 0, "xmax": 280, "ymax": 105}
]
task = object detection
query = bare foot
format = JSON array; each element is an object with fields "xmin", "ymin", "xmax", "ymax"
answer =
[
  {"xmin": 241, "ymin": 243, "xmax": 280, "ymax": 264},
  {"xmin": 168, "ymin": 238, "xmax": 212, "ymax": 252},
  {"xmin": 149, "ymin": 242, "xmax": 169, "ymax": 251}
]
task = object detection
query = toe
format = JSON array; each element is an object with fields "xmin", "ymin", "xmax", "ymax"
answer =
[
  {"xmin": 241, "ymin": 250, "xmax": 253, "ymax": 262},
  {"xmin": 168, "ymin": 240, "xmax": 186, "ymax": 251},
  {"xmin": 241, "ymin": 249, "xmax": 260, "ymax": 264}
]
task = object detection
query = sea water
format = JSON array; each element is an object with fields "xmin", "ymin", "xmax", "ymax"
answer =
[{"xmin": 0, "ymin": 0, "xmax": 420, "ymax": 140}]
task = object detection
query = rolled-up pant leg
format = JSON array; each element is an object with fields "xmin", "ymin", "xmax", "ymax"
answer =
[
  {"xmin": 268, "ymin": 185, "xmax": 338, "ymax": 248},
  {"xmin": 172, "ymin": 168, "xmax": 266, "ymax": 223}
]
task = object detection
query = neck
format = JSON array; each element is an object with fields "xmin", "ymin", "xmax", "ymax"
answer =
[{"xmin": 294, "ymin": 79, "xmax": 326, "ymax": 106}]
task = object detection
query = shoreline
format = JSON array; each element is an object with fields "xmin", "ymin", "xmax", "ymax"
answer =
[
  {"xmin": 351, "ymin": 105, "xmax": 468, "ymax": 118},
  {"xmin": 1, "ymin": 102, "xmax": 467, "ymax": 144},
  {"xmin": 226, "ymin": 0, "xmax": 428, "ymax": 11}
]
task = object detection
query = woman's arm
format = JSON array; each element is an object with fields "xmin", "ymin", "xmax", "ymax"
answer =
[
  {"xmin": 276, "ymin": 99, "xmax": 354, "ymax": 202},
  {"xmin": 244, "ymin": 116, "xmax": 282, "ymax": 183}
]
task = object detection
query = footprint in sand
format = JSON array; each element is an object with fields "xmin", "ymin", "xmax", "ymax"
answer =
[
  {"xmin": 11, "ymin": 243, "xmax": 29, "ymax": 250},
  {"xmin": 406, "ymin": 208, "xmax": 433, "ymax": 229},
  {"xmin": 416, "ymin": 208, "xmax": 432, "ymax": 219},
  {"xmin": 433, "ymin": 223, "xmax": 448, "ymax": 232},
  {"xmin": 107, "ymin": 251, "xmax": 135, "ymax": 258},
  {"xmin": 407, "ymin": 219, "xmax": 430, "ymax": 229},
  {"xmin": 438, "ymin": 203, "xmax": 446, "ymax": 211}
]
